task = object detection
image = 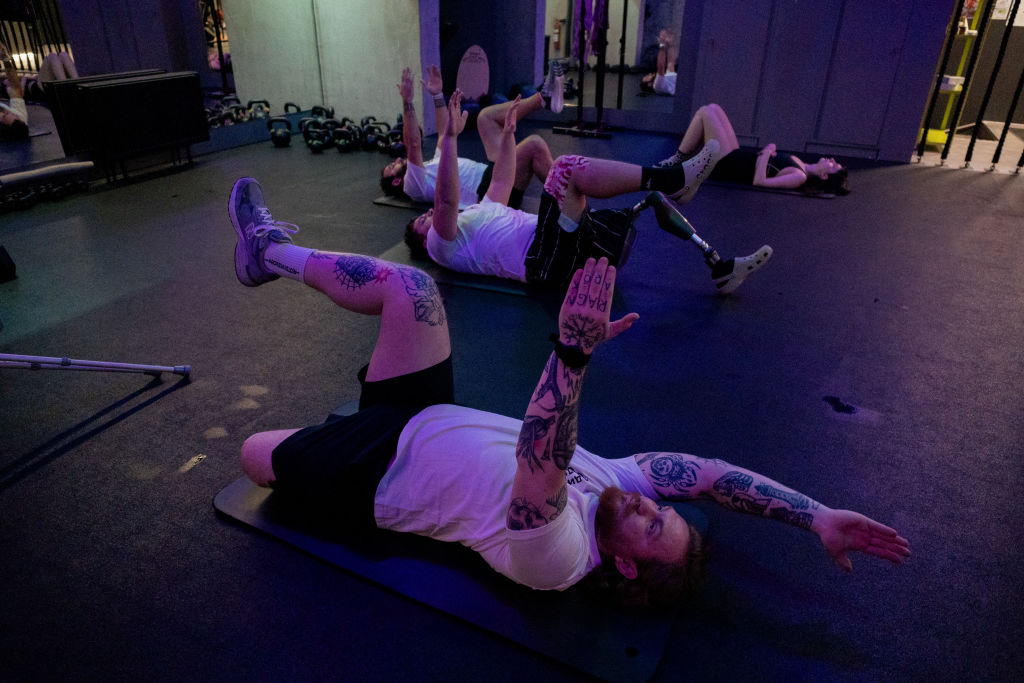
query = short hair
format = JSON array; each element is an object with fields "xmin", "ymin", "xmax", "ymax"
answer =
[
  {"xmin": 380, "ymin": 164, "xmax": 408, "ymax": 198},
  {"xmin": 803, "ymin": 167, "xmax": 850, "ymax": 196},
  {"xmin": 404, "ymin": 216, "xmax": 430, "ymax": 261},
  {"xmin": 0, "ymin": 118, "xmax": 29, "ymax": 141},
  {"xmin": 577, "ymin": 523, "xmax": 708, "ymax": 612}
]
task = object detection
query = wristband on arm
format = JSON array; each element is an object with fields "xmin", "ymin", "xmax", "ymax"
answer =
[
  {"xmin": 549, "ymin": 333, "xmax": 591, "ymax": 368},
  {"xmin": 432, "ymin": 93, "xmax": 446, "ymax": 107}
]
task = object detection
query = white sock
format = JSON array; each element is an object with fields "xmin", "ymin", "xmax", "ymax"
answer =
[{"xmin": 263, "ymin": 243, "xmax": 314, "ymax": 282}]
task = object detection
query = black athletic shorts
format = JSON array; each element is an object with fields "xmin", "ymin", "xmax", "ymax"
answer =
[
  {"xmin": 523, "ymin": 191, "xmax": 637, "ymax": 289},
  {"xmin": 270, "ymin": 355, "xmax": 455, "ymax": 529},
  {"xmin": 475, "ymin": 162, "xmax": 495, "ymax": 200}
]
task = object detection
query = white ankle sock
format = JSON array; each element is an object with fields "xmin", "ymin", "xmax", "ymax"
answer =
[{"xmin": 263, "ymin": 243, "xmax": 314, "ymax": 282}]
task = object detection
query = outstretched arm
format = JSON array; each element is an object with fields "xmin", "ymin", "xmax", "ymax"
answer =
[
  {"xmin": 507, "ymin": 259, "xmax": 639, "ymax": 531},
  {"xmin": 398, "ymin": 67, "xmax": 424, "ymax": 168},
  {"xmin": 423, "ymin": 64, "xmax": 449, "ymax": 149},
  {"xmin": 634, "ymin": 451, "xmax": 911, "ymax": 572},
  {"xmin": 753, "ymin": 143, "xmax": 807, "ymax": 189},
  {"xmin": 484, "ymin": 95, "xmax": 521, "ymax": 206},
  {"xmin": 432, "ymin": 90, "xmax": 468, "ymax": 242}
]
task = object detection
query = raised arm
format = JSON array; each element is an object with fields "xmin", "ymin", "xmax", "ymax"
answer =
[
  {"xmin": 398, "ymin": 67, "xmax": 424, "ymax": 168},
  {"xmin": 431, "ymin": 90, "xmax": 468, "ymax": 242},
  {"xmin": 483, "ymin": 95, "xmax": 521, "ymax": 206},
  {"xmin": 423, "ymin": 64, "xmax": 449, "ymax": 151},
  {"xmin": 507, "ymin": 259, "xmax": 639, "ymax": 531},
  {"xmin": 753, "ymin": 143, "xmax": 807, "ymax": 189},
  {"xmin": 634, "ymin": 451, "xmax": 910, "ymax": 571}
]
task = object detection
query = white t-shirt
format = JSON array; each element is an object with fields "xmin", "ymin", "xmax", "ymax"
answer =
[
  {"xmin": 373, "ymin": 404, "xmax": 657, "ymax": 591},
  {"xmin": 0, "ymin": 97, "xmax": 28, "ymax": 124},
  {"xmin": 403, "ymin": 150, "xmax": 488, "ymax": 209},
  {"xmin": 425, "ymin": 197, "xmax": 537, "ymax": 281}
]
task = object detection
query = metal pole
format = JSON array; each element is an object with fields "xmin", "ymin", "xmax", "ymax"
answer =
[
  {"xmin": 964, "ymin": 0, "xmax": 1022, "ymax": 166},
  {"xmin": 917, "ymin": 0, "xmax": 967, "ymax": 160},
  {"xmin": 990, "ymin": 1, "xmax": 1024, "ymax": 167},
  {"xmin": 616, "ymin": 0, "xmax": 627, "ymax": 110},
  {"xmin": 941, "ymin": 0, "xmax": 997, "ymax": 162},
  {"xmin": 0, "ymin": 353, "xmax": 191, "ymax": 377}
]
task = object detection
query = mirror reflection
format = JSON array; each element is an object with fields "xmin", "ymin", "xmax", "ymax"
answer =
[{"xmin": 545, "ymin": 0, "xmax": 684, "ymax": 114}]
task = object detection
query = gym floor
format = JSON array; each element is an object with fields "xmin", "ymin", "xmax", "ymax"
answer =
[{"xmin": 1, "ymin": 123, "xmax": 1022, "ymax": 681}]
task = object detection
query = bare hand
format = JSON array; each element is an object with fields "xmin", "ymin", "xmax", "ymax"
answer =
[
  {"xmin": 760, "ymin": 143, "xmax": 777, "ymax": 157},
  {"xmin": 559, "ymin": 258, "xmax": 639, "ymax": 355},
  {"xmin": 503, "ymin": 95, "xmax": 521, "ymax": 136},
  {"xmin": 444, "ymin": 89, "xmax": 468, "ymax": 138},
  {"xmin": 818, "ymin": 508, "xmax": 910, "ymax": 572},
  {"xmin": 397, "ymin": 67, "xmax": 415, "ymax": 103},
  {"xmin": 422, "ymin": 64, "xmax": 443, "ymax": 96}
]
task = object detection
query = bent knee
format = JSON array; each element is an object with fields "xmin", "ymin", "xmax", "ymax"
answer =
[
  {"xmin": 543, "ymin": 155, "xmax": 590, "ymax": 205},
  {"xmin": 240, "ymin": 432, "xmax": 281, "ymax": 487}
]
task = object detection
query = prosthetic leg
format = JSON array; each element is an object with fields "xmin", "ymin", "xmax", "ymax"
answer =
[{"xmin": 633, "ymin": 191, "xmax": 773, "ymax": 294}]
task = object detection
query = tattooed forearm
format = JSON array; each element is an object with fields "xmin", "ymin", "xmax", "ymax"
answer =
[
  {"xmin": 532, "ymin": 353, "xmax": 566, "ymax": 408},
  {"xmin": 399, "ymin": 266, "xmax": 446, "ymax": 327},
  {"xmin": 507, "ymin": 497, "xmax": 549, "ymax": 530},
  {"xmin": 769, "ymin": 507, "xmax": 814, "ymax": 530},
  {"xmin": 637, "ymin": 453, "xmax": 701, "ymax": 496},
  {"xmin": 713, "ymin": 471, "xmax": 753, "ymax": 497},
  {"xmin": 755, "ymin": 484, "xmax": 811, "ymax": 510},
  {"xmin": 551, "ymin": 402, "xmax": 578, "ymax": 470},
  {"xmin": 727, "ymin": 492, "xmax": 771, "ymax": 515},
  {"xmin": 516, "ymin": 414, "xmax": 555, "ymax": 472}
]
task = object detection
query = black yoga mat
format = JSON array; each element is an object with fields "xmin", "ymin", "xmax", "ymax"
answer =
[
  {"xmin": 703, "ymin": 179, "xmax": 836, "ymax": 198},
  {"xmin": 372, "ymin": 194, "xmax": 433, "ymax": 211},
  {"xmin": 377, "ymin": 242, "xmax": 542, "ymax": 298},
  {"xmin": 214, "ymin": 475, "xmax": 710, "ymax": 682}
]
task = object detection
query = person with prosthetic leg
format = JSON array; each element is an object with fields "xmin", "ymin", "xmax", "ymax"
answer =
[
  {"xmin": 633, "ymin": 190, "xmax": 773, "ymax": 294},
  {"xmin": 227, "ymin": 178, "xmax": 911, "ymax": 610},
  {"xmin": 406, "ymin": 90, "xmax": 771, "ymax": 294}
]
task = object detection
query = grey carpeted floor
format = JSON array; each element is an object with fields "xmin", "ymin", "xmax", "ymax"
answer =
[{"xmin": 1, "ymin": 124, "xmax": 1022, "ymax": 681}]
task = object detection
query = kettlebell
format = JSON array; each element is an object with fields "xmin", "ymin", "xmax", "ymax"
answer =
[
  {"xmin": 283, "ymin": 102, "xmax": 301, "ymax": 114},
  {"xmin": 268, "ymin": 117, "xmax": 292, "ymax": 147},
  {"xmin": 248, "ymin": 99, "xmax": 271, "ymax": 119},
  {"xmin": 302, "ymin": 119, "xmax": 329, "ymax": 153}
]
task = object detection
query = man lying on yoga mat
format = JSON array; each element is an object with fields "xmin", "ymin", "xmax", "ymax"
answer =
[
  {"xmin": 655, "ymin": 104, "xmax": 850, "ymax": 196},
  {"xmin": 405, "ymin": 90, "xmax": 771, "ymax": 294},
  {"xmin": 229, "ymin": 175, "xmax": 911, "ymax": 610},
  {"xmin": 380, "ymin": 65, "xmax": 556, "ymax": 209}
]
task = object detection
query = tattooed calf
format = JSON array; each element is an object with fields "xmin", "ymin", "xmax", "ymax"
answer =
[
  {"xmin": 769, "ymin": 507, "xmax": 814, "ymax": 530},
  {"xmin": 507, "ymin": 497, "xmax": 549, "ymax": 530},
  {"xmin": 399, "ymin": 266, "xmax": 446, "ymax": 327},
  {"xmin": 755, "ymin": 484, "xmax": 811, "ymax": 510},
  {"xmin": 713, "ymin": 471, "xmax": 753, "ymax": 497},
  {"xmin": 637, "ymin": 453, "xmax": 700, "ymax": 493}
]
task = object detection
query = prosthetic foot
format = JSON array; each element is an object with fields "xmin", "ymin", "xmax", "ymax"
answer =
[
  {"xmin": 633, "ymin": 191, "xmax": 722, "ymax": 267},
  {"xmin": 710, "ymin": 246, "xmax": 773, "ymax": 294}
]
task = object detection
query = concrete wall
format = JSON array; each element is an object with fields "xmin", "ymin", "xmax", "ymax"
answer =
[{"xmin": 220, "ymin": 0, "xmax": 429, "ymax": 126}]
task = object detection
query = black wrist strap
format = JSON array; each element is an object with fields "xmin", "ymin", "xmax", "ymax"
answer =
[{"xmin": 549, "ymin": 333, "xmax": 591, "ymax": 368}]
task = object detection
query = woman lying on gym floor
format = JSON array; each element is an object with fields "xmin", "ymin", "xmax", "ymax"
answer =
[{"xmin": 655, "ymin": 103, "xmax": 850, "ymax": 196}]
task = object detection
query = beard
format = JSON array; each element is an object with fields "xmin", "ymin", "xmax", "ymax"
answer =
[{"xmin": 595, "ymin": 486, "xmax": 631, "ymax": 547}]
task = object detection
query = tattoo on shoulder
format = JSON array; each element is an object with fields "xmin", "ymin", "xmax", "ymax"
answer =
[
  {"xmin": 331, "ymin": 255, "xmax": 391, "ymax": 289},
  {"xmin": 507, "ymin": 497, "xmax": 549, "ymax": 530},
  {"xmin": 713, "ymin": 471, "xmax": 753, "ymax": 496},
  {"xmin": 637, "ymin": 453, "xmax": 700, "ymax": 494},
  {"xmin": 755, "ymin": 484, "xmax": 810, "ymax": 510},
  {"xmin": 398, "ymin": 266, "xmax": 446, "ymax": 327}
]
